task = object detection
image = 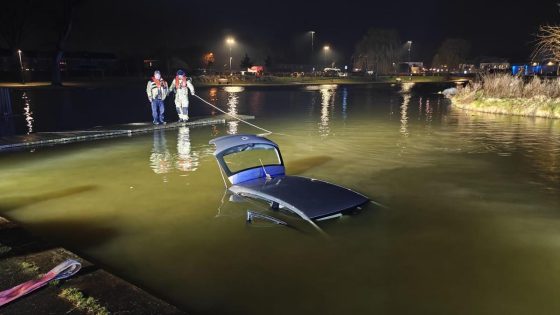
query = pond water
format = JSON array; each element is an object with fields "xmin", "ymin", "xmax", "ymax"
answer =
[{"xmin": 1, "ymin": 83, "xmax": 560, "ymax": 314}]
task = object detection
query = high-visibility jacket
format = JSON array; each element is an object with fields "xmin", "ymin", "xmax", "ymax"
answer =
[
  {"xmin": 169, "ymin": 77, "xmax": 195, "ymax": 107},
  {"xmin": 146, "ymin": 77, "xmax": 169, "ymax": 101}
]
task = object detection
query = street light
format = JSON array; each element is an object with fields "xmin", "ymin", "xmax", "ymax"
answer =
[
  {"xmin": 407, "ymin": 41, "xmax": 412, "ymax": 63},
  {"xmin": 309, "ymin": 31, "xmax": 316, "ymax": 70},
  {"xmin": 226, "ymin": 37, "xmax": 235, "ymax": 74},
  {"xmin": 323, "ymin": 45, "xmax": 330, "ymax": 69},
  {"xmin": 407, "ymin": 41, "xmax": 413, "ymax": 79},
  {"xmin": 17, "ymin": 49, "xmax": 25, "ymax": 84},
  {"xmin": 310, "ymin": 31, "xmax": 315, "ymax": 53}
]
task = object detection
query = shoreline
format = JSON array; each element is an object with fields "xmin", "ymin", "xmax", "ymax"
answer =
[
  {"xmin": 451, "ymin": 97, "xmax": 560, "ymax": 119},
  {"xmin": 0, "ymin": 76, "xmax": 468, "ymax": 90}
]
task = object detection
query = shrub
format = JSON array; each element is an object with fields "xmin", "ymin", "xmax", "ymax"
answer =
[{"xmin": 456, "ymin": 74, "xmax": 560, "ymax": 100}]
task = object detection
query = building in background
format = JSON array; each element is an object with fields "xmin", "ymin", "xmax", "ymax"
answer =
[
  {"xmin": 479, "ymin": 57, "xmax": 510, "ymax": 73},
  {"xmin": 399, "ymin": 62, "xmax": 424, "ymax": 74}
]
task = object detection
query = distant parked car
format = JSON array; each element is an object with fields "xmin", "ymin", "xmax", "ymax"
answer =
[{"xmin": 323, "ymin": 68, "xmax": 341, "ymax": 77}]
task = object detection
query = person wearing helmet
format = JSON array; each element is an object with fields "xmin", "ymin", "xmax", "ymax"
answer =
[
  {"xmin": 169, "ymin": 69, "xmax": 195, "ymax": 122},
  {"xmin": 146, "ymin": 70, "xmax": 169, "ymax": 125}
]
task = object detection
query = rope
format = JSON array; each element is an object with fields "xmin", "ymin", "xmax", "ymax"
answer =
[
  {"xmin": 196, "ymin": 92, "xmax": 325, "ymax": 234},
  {"xmin": 216, "ymin": 160, "xmax": 228, "ymax": 189},
  {"xmin": 370, "ymin": 200, "xmax": 389, "ymax": 209},
  {"xmin": 193, "ymin": 94, "xmax": 273, "ymax": 135}
]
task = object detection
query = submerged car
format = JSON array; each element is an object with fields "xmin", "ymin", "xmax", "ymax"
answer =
[{"xmin": 209, "ymin": 134, "xmax": 369, "ymax": 233}]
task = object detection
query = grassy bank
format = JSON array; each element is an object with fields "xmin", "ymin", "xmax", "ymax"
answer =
[{"xmin": 452, "ymin": 74, "xmax": 560, "ymax": 119}]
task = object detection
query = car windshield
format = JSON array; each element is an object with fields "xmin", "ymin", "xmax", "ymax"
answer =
[{"xmin": 223, "ymin": 144, "xmax": 281, "ymax": 174}]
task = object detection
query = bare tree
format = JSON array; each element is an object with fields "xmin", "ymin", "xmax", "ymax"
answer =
[
  {"xmin": 51, "ymin": 0, "xmax": 83, "ymax": 86},
  {"xmin": 432, "ymin": 39, "xmax": 471, "ymax": 70},
  {"xmin": 240, "ymin": 53, "xmax": 253, "ymax": 69},
  {"xmin": 0, "ymin": 0, "xmax": 35, "ymax": 81},
  {"xmin": 353, "ymin": 29, "xmax": 401, "ymax": 75},
  {"xmin": 0, "ymin": 0, "xmax": 34, "ymax": 50},
  {"xmin": 533, "ymin": 25, "xmax": 560, "ymax": 74}
]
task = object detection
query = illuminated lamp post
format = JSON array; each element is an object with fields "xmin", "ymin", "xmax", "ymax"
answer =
[
  {"xmin": 17, "ymin": 49, "xmax": 25, "ymax": 84},
  {"xmin": 226, "ymin": 37, "xmax": 235, "ymax": 75}
]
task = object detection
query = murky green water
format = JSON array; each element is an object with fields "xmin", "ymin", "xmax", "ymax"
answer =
[{"xmin": 1, "ymin": 84, "xmax": 560, "ymax": 314}]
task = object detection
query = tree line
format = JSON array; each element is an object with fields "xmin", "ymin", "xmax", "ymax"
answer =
[
  {"xmin": 0, "ymin": 0, "xmax": 84, "ymax": 86},
  {"xmin": 353, "ymin": 28, "xmax": 471, "ymax": 74}
]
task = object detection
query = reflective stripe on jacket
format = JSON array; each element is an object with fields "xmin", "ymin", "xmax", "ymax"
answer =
[
  {"xmin": 169, "ymin": 78, "xmax": 195, "ymax": 106},
  {"xmin": 146, "ymin": 79, "xmax": 169, "ymax": 101}
]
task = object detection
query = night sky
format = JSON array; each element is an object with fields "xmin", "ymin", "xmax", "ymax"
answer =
[{"xmin": 9, "ymin": 0, "xmax": 560, "ymax": 65}]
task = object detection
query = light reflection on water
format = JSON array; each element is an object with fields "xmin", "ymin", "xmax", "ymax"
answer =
[
  {"xmin": 341, "ymin": 87, "xmax": 348, "ymax": 121},
  {"xmin": 318, "ymin": 85, "xmax": 335, "ymax": 137},
  {"xmin": 175, "ymin": 127, "xmax": 199, "ymax": 173},
  {"xmin": 208, "ymin": 87, "xmax": 218, "ymax": 116},
  {"xmin": 425, "ymin": 98, "xmax": 433, "ymax": 125},
  {"xmin": 400, "ymin": 81, "xmax": 415, "ymax": 93},
  {"xmin": 400, "ymin": 94, "xmax": 410, "ymax": 137},
  {"xmin": 1, "ymin": 84, "xmax": 560, "ymax": 314},
  {"xmin": 224, "ymin": 87, "xmax": 243, "ymax": 135},
  {"xmin": 22, "ymin": 92, "xmax": 34, "ymax": 134},
  {"xmin": 149, "ymin": 130, "xmax": 172, "ymax": 180},
  {"xmin": 149, "ymin": 127, "xmax": 206, "ymax": 177}
]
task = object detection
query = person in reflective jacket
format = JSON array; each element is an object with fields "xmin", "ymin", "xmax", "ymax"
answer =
[
  {"xmin": 169, "ymin": 69, "xmax": 195, "ymax": 122},
  {"xmin": 146, "ymin": 70, "xmax": 169, "ymax": 125}
]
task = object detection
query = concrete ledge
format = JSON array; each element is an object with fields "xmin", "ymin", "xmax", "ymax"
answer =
[{"xmin": 0, "ymin": 216, "xmax": 184, "ymax": 314}]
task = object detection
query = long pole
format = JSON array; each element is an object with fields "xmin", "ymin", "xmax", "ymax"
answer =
[
  {"xmin": 310, "ymin": 31, "xmax": 315, "ymax": 72},
  {"xmin": 408, "ymin": 47, "xmax": 411, "ymax": 63},
  {"xmin": 17, "ymin": 50, "xmax": 25, "ymax": 84},
  {"xmin": 229, "ymin": 45, "xmax": 232, "ymax": 75},
  {"xmin": 311, "ymin": 32, "xmax": 314, "ymax": 53},
  {"xmin": 407, "ymin": 41, "xmax": 412, "ymax": 80}
]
